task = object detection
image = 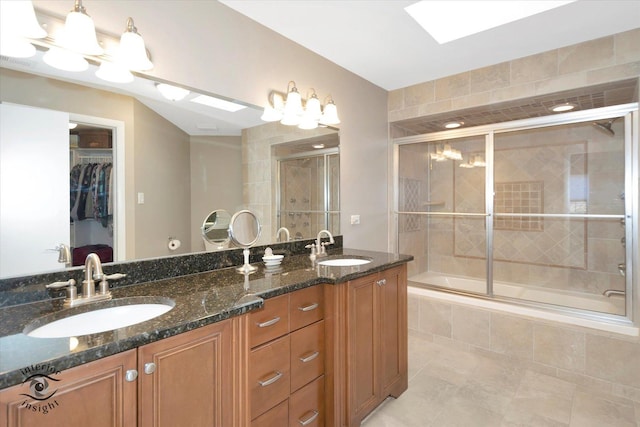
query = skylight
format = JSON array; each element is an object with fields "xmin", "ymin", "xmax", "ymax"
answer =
[
  {"xmin": 190, "ymin": 94, "xmax": 247, "ymax": 112},
  {"xmin": 405, "ymin": 0, "xmax": 576, "ymax": 44}
]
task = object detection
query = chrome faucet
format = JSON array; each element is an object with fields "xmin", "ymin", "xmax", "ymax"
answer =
[
  {"xmin": 603, "ymin": 289, "xmax": 625, "ymax": 297},
  {"xmin": 316, "ymin": 230, "xmax": 334, "ymax": 256},
  {"xmin": 46, "ymin": 253, "xmax": 126, "ymax": 307},
  {"xmin": 276, "ymin": 227, "xmax": 290, "ymax": 242}
]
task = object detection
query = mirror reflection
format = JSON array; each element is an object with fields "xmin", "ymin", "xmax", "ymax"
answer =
[
  {"xmin": 201, "ymin": 209, "xmax": 231, "ymax": 251},
  {"xmin": 0, "ymin": 62, "xmax": 339, "ymax": 280}
]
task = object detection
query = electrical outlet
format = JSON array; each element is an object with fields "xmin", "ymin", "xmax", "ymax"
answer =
[{"xmin": 350, "ymin": 215, "xmax": 360, "ymax": 225}]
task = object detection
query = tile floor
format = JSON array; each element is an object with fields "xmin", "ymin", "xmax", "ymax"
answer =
[{"xmin": 362, "ymin": 331, "xmax": 640, "ymax": 427}]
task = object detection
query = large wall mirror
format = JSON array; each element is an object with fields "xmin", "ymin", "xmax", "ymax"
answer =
[{"xmin": 0, "ymin": 55, "xmax": 339, "ymax": 279}]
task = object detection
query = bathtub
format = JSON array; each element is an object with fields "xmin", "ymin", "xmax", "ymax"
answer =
[{"xmin": 408, "ymin": 272, "xmax": 637, "ymax": 336}]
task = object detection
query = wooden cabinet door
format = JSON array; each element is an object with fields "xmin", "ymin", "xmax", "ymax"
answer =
[
  {"xmin": 379, "ymin": 266, "xmax": 408, "ymax": 399},
  {"xmin": 0, "ymin": 349, "xmax": 137, "ymax": 427},
  {"xmin": 346, "ymin": 274, "xmax": 379, "ymax": 425},
  {"xmin": 138, "ymin": 320, "xmax": 233, "ymax": 427}
]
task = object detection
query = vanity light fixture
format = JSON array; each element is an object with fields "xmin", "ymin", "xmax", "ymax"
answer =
[
  {"xmin": 261, "ymin": 81, "xmax": 340, "ymax": 129},
  {"xmin": 2, "ymin": 1, "xmax": 153, "ymax": 83},
  {"xmin": 0, "ymin": 0, "xmax": 46, "ymax": 58},
  {"xmin": 56, "ymin": 0, "xmax": 104, "ymax": 56},
  {"xmin": 550, "ymin": 102, "xmax": 576, "ymax": 112},
  {"xmin": 156, "ymin": 83, "xmax": 190, "ymax": 101}
]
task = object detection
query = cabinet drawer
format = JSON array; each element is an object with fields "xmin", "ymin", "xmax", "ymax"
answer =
[
  {"xmin": 289, "ymin": 375, "xmax": 324, "ymax": 427},
  {"xmin": 290, "ymin": 320, "xmax": 325, "ymax": 393},
  {"xmin": 252, "ymin": 399, "xmax": 288, "ymax": 427},
  {"xmin": 250, "ymin": 293, "xmax": 289, "ymax": 348},
  {"xmin": 290, "ymin": 285, "xmax": 324, "ymax": 332},
  {"xmin": 250, "ymin": 335, "xmax": 290, "ymax": 419}
]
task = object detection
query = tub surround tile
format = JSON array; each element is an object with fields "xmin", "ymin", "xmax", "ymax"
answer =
[
  {"xmin": 404, "ymin": 81, "xmax": 435, "ymax": 107},
  {"xmin": 0, "ymin": 246, "xmax": 412, "ymax": 389},
  {"xmin": 452, "ymin": 305, "xmax": 491, "ymax": 349},
  {"xmin": 558, "ymin": 37, "xmax": 615, "ymax": 76},
  {"xmin": 510, "ymin": 51, "xmax": 559, "ymax": 85},
  {"xmin": 491, "ymin": 313, "xmax": 534, "ymax": 360},
  {"xmin": 469, "ymin": 62, "xmax": 510, "ymax": 94},
  {"xmin": 435, "ymin": 72, "xmax": 470, "ymax": 101},
  {"xmin": 615, "ymin": 29, "xmax": 640, "ymax": 63}
]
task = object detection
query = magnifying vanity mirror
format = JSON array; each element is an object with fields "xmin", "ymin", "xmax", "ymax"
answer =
[
  {"xmin": 201, "ymin": 209, "xmax": 231, "ymax": 251},
  {"xmin": 228, "ymin": 210, "xmax": 262, "ymax": 273}
]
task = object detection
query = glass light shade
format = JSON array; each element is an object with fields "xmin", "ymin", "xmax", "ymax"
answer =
[
  {"xmin": 0, "ymin": 0, "xmax": 46, "ymax": 39},
  {"xmin": 0, "ymin": 37, "xmax": 36, "ymax": 58},
  {"xmin": 305, "ymin": 95, "xmax": 322, "ymax": 121},
  {"xmin": 280, "ymin": 110, "xmax": 301, "ymax": 126},
  {"xmin": 260, "ymin": 105, "xmax": 283, "ymax": 122},
  {"xmin": 284, "ymin": 89, "xmax": 303, "ymax": 115},
  {"xmin": 298, "ymin": 116, "xmax": 319, "ymax": 130},
  {"xmin": 60, "ymin": 10, "xmax": 103, "ymax": 55},
  {"xmin": 320, "ymin": 101, "xmax": 340, "ymax": 125},
  {"xmin": 43, "ymin": 47, "xmax": 89, "ymax": 72},
  {"xmin": 118, "ymin": 30, "xmax": 153, "ymax": 71},
  {"xmin": 96, "ymin": 61, "xmax": 134, "ymax": 83},
  {"xmin": 156, "ymin": 83, "xmax": 190, "ymax": 101}
]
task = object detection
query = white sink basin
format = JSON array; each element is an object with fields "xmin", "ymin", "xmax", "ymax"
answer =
[
  {"xmin": 318, "ymin": 257, "xmax": 372, "ymax": 267},
  {"xmin": 25, "ymin": 298, "xmax": 174, "ymax": 338}
]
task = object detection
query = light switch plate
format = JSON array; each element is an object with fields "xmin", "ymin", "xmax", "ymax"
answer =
[{"xmin": 350, "ymin": 215, "xmax": 360, "ymax": 225}]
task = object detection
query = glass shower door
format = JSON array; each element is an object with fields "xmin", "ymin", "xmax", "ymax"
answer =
[{"xmin": 492, "ymin": 119, "xmax": 627, "ymax": 315}]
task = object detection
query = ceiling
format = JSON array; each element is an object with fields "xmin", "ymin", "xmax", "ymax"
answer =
[{"xmin": 221, "ymin": 0, "xmax": 640, "ymax": 91}]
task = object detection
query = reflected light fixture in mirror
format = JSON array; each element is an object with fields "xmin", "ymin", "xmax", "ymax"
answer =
[
  {"xmin": 55, "ymin": 0, "xmax": 104, "ymax": 56},
  {"xmin": 156, "ymin": 83, "xmax": 191, "ymax": 101},
  {"xmin": 0, "ymin": 0, "xmax": 46, "ymax": 58},
  {"xmin": 261, "ymin": 81, "xmax": 340, "ymax": 129}
]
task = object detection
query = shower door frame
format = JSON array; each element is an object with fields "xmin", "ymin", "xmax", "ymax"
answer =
[{"xmin": 392, "ymin": 103, "xmax": 638, "ymax": 326}]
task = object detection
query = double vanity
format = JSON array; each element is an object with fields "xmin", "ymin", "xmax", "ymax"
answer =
[{"xmin": 0, "ymin": 240, "xmax": 412, "ymax": 426}]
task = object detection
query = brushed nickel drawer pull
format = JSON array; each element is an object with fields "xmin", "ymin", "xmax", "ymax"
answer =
[
  {"xmin": 299, "ymin": 351, "xmax": 320, "ymax": 363},
  {"xmin": 258, "ymin": 371, "xmax": 283, "ymax": 387},
  {"xmin": 376, "ymin": 279, "xmax": 386, "ymax": 286},
  {"xmin": 298, "ymin": 302, "xmax": 319, "ymax": 312},
  {"xmin": 257, "ymin": 316, "xmax": 280, "ymax": 328},
  {"xmin": 299, "ymin": 410, "xmax": 319, "ymax": 426}
]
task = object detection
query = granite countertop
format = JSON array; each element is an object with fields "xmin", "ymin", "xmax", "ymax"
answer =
[{"xmin": 0, "ymin": 248, "xmax": 412, "ymax": 389}]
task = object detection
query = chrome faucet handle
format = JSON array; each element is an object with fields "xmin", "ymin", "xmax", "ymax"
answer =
[
  {"xmin": 105, "ymin": 273, "xmax": 127, "ymax": 280},
  {"xmin": 46, "ymin": 279, "xmax": 77, "ymax": 301},
  {"xmin": 46, "ymin": 279, "xmax": 76, "ymax": 289}
]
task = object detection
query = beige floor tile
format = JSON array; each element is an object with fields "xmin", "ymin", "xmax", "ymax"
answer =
[
  {"xmin": 569, "ymin": 390, "xmax": 637, "ymax": 427},
  {"xmin": 431, "ymin": 397, "xmax": 504, "ymax": 427}
]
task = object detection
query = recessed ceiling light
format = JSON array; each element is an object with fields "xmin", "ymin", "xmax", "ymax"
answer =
[
  {"xmin": 68, "ymin": 122, "xmax": 78, "ymax": 129},
  {"xmin": 190, "ymin": 94, "xmax": 247, "ymax": 112},
  {"xmin": 444, "ymin": 121, "xmax": 463, "ymax": 129},
  {"xmin": 405, "ymin": 0, "xmax": 575, "ymax": 44},
  {"xmin": 312, "ymin": 143, "xmax": 325, "ymax": 149},
  {"xmin": 550, "ymin": 102, "xmax": 576, "ymax": 112}
]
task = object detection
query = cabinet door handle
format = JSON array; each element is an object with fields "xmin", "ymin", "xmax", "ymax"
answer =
[
  {"xmin": 144, "ymin": 362, "xmax": 156, "ymax": 375},
  {"xmin": 257, "ymin": 316, "xmax": 280, "ymax": 328},
  {"xmin": 125, "ymin": 369, "xmax": 138, "ymax": 382},
  {"xmin": 298, "ymin": 302, "xmax": 319, "ymax": 312},
  {"xmin": 298, "ymin": 410, "xmax": 319, "ymax": 426},
  {"xmin": 376, "ymin": 279, "xmax": 387, "ymax": 286},
  {"xmin": 299, "ymin": 351, "xmax": 320, "ymax": 363},
  {"xmin": 258, "ymin": 371, "xmax": 283, "ymax": 387}
]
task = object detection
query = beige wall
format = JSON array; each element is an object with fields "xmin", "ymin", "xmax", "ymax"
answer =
[
  {"xmin": 133, "ymin": 101, "xmax": 191, "ymax": 259},
  {"xmin": 32, "ymin": 0, "xmax": 391, "ymax": 252},
  {"xmin": 190, "ymin": 135, "xmax": 243, "ymax": 252}
]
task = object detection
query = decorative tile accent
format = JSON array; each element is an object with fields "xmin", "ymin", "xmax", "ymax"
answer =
[
  {"xmin": 399, "ymin": 177, "xmax": 421, "ymax": 232},
  {"xmin": 494, "ymin": 181, "xmax": 544, "ymax": 231}
]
